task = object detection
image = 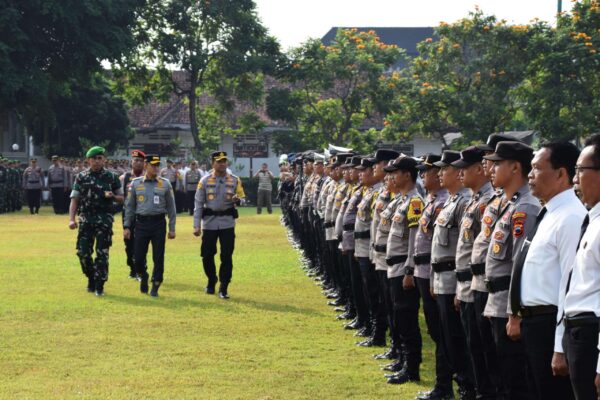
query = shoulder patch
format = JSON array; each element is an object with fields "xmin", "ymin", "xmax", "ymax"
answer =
[
  {"xmin": 512, "ymin": 212, "xmax": 527, "ymax": 220},
  {"xmin": 512, "ymin": 219, "xmax": 525, "ymax": 238}
]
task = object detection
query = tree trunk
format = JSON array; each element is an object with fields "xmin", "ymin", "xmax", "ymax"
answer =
[{"xmin": 188, "ymin": 69, "xmax": 202, "ymax": 150}]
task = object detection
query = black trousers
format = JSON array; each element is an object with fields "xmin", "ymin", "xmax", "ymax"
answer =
[
  {"xmin": 327, "ymin": 240, "xmax": 343, "ymax": 295},
  {"xmin": 563, "ymin": 322, "xmax": 600, "ymax": 400},
  {"xmin": 490, "ymin": 316, "xmax": 532, "ymax": 400},
  {"xmin": 416, "ymin": 277, "xmax": 452, "ymax": 390},
  {"xmin": 377, "ymin": 270, "xmax": 400, "ymax": 351},
  {"xmin": 390, "ymin": 275, "xmax": 422, "ymax": 369},
  {"xmin": 134, "ymin": 217, "xmax": 166, "ymax": 283},
  {"xmin": 473, "ymin": 290, "xmax": 501, "ymax": 395},
  {"xmin": 186, "ymin": 190, "xmax": 196, "ymax": 216},
  {"xmin": 347, "ymin": 252, "xmax": 368, "ymax": 328},
  {"xmin": 436, "ymin": 294, "xmax": 473, "ymax": 385},
  {"xmin": 51, "ymin": 187, "xmax": 64, "ymax": 213},
  {"xmin": 357, "ymin": 258, "xmax": 387, "ymax": 339},
  {"xmin": 521, "ymin": 312, "xmax": 574, "ymax": 400},
  {"xmin": 460, "ymin": 301, "xmax": 495, "ymax": 398},
  {"xmin": 201, "ymin": 228, "xmax": 235, "ymax": 285},
  {"xmin": 175, "ymin": 190, "xmax": 185, "ymax": 213},
  {"xmin": 26, "ymin": 189, "xmax": 41, "ymax": 213}
]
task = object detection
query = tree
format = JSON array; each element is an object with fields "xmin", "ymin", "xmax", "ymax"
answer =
[
  {"xmin": 116, "ymin": 0, "xmax": 281, "ymax": 150},
  {"xmin": 0, "ymin": 0, "xmax": 145, "ymax": 145},
  {"xmin": 516, "ymin": 1, "xmax": 599, "ymax": 142},
  {"xmin": 266, "ymin": 29, "xmax": 403, "ymax": 152}
]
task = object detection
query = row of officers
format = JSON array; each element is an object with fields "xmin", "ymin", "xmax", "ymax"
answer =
[
  {"xmin": 68, "ymin": 147, "xmax": 245, "ymax": 301},
  {"xmin": 15, "ymin": 154, "xmax": 208, "ymax": 216},
  {"xmin": 282, "ymin": 133, "xmax": 600, "ymax": 400}
]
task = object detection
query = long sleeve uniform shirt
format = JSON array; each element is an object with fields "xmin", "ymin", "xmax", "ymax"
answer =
[
  {"xmin": 193, "ymin": 172, "xmax": 245, "ymax": 230},
  {"xmin": 124, "ymin": 176, "xmax": 176, "ymax": 232}
]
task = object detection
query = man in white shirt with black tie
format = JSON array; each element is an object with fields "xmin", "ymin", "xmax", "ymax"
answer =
[
  {"xmin": 560, "ymin": 134, "xmax": 600, "ymax": 400},
  {"xmin": 507, "ymin": 142, "xmax": 584, "ymax": 400}
]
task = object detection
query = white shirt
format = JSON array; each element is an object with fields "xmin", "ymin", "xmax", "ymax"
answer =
[{"xmin": 560, "ymin": 201, "xmax": 600, "ymax": 371}]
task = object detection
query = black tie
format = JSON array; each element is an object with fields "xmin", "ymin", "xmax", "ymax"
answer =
[
  {"xmin": 509, "ymin": 207, "xmax": 547, "ymax": 315},
  {"xmin": 564, "ymin": 214, "xmax": 590, "ymax": 294}
]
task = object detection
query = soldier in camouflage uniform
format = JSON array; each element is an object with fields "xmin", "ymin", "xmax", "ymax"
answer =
[{"xmin": 69, "ymin": 146, "xmax": 124, "ymax": 296}]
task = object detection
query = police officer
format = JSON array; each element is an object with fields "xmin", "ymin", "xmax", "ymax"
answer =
[
  {"xmin": 383, "ymin": 156, "xmax": 424, "ymax": 385},
  {"xmin": 120, "ymin": 150, "xmax": 146, "ymax": 279},
  {"xmin": 160, "ymin": 159, "xmax": 181, "ymax": 212},
  {"xmin": 428, "ymin": 150, "xmax": 475, "ymax": 399},
  {"xmin": 482, "ymin": 141, "xmax": 540, "ymax": 399},
  {"xmin": 48, "ymin": 155, "xmax": 68, "ymax": 214},
  {"xmin": 124, "ymin": 154, "xmax": 177, "ymax": 297},
  {"xmin": 184, "ymin": 161, "xmax": 202, "ymax": 216},
  {"xmin": 23, "ymin": 158, "xmax": 44, "ymax": 214},
  {"xmin": 452, "ymin": 146, "xmax": 496, "ymax": 399},
  {"xmin": 193, "ymin": 151, "xmax": 245, "ymax": 299},
  {"xmin": 69, "ymin": 146, "xmax": 124, "ymax": 296}
]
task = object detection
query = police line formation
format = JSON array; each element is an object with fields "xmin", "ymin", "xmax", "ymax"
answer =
[{"xmin": 279, "ymin": 133, "xmax": 600, "ymax": 400}]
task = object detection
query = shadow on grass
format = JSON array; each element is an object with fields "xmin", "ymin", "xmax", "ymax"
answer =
[
  {"xmin": 231, "ymin": 295, "xmax": 327, "ymax": 317},
  {"xmin": 106, "ymin": 293, "xmax": 232, "ymax": 312}
]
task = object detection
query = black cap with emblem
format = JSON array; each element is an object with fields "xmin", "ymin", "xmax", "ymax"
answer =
[
  {"xmin": 332, "ymin": 152, "xmax": 354, "ymax": 167},
  {"xmin": 374, "ymin": 149, "xmax": 400, "ymax": 163},
  {"xmin": 451, "ymin": 146, "xmax": 486, "ymax": 168},
  {"xmin": 433, "ymin": 151, "xmax": 461, "ymax": 167},
  {"xmin": 416, "ymin": 154, "xmax": 442, "ymax": 171},
  {"xmin": 340, "ymin": 155, "xmax": 362, "ymax": 169},
  {"xmin": 356, "ymin": 156, "xmax": 376, "ymax": 170},
  {"xmin": 483, "ymin": 141, "xmax": 534, "ymax": 165},
  {"xmin": 211, "ymin": 151, "xmax": 228, "ymax": 162},
  {"xmin": 477, "ymin": 133, "xmax": 519, "ymax": 152},
  {"xmin": 145, "ymin": 154, "xmax": 161, "ymax": 166},
  {"xmin": 384, "ymin": 156, "xmax": 418, "ymax": 172}
]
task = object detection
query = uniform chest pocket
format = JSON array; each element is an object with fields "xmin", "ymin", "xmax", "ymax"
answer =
[
  {"xmin": 434, "ymin": 208, "xmax": 454, "ymax": 247},
  {"xmin": 489, "ymin": 223, "xmax": 510, "ymax": 261},
  {"xmin": 461, "ymin": 213, "xmax": 476, "ymax": 244}
]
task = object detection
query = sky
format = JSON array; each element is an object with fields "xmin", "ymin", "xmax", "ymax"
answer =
[{"xmin": 254, "ymin": 0, "xmax": 573, "ymax": 50}]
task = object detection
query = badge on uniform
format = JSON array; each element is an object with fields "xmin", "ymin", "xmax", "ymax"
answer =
[
  {"xmin": 154, "ymin": 195, "xmax": 160, "ymax": 205},
  {"xmin": 208, "ymin": 194, "xmax": 215, "ymax": 201},
  {"xmin": 513, "ymin": 219, "xmax": 525, "ymax": 237},
  {"xmin": 493, "ymin": 243, "xmax": 502, "ymax": 254},
  {"xmin": 484, "ymin": 226, "xmax": 492, "ymax": 238},
  {"xmin": 483, "ymin": 215, "xmax": 493, "ymax": 226},
  {"xmin": 138, "ymin": 195, "xmax": 145, "ymax": 202},
  {"xmin": 494, "ymin": 231, "xmax": 505, "ymax": 241}
]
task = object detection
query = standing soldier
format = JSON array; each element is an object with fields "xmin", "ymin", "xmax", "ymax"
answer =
[
  {"xmin": 69, "ymin": 146, "xmax": 124, "ymax": 296},
  {"xmin": 22, "ymin": 158, "xmax": 44, "ymax": 214},
  {"xmin": 124, "ymin": 154, "xmax": 177, "ymax": 297},
  {"xmin": 120, "ymin": 150, "xmax": 146, "ymax": 279},
  {"xmin": 428, "ymin": 150, "xmax": 475, "ymax": 399},
  {"xmin": 193, "ymin": 151, "xmax": 245, "ymax": 299},
  {"xmin": 48, "ymin": 155, "xmax": 69, "ymax": 214},
  {"xmin": 451, "ymin": 146, "xmax": 496, "ymax": 399},
  {"xmin": 0, "ymin": 157, "xmax": 7, "ymax": 213},
  {"xmin": 482, "ymin": 141, "xmax": 540, "ymax": 399},
  {"xmin": 255, "ymin": 162, "xmax": 274, "ymax": 214},
  {"xmin": 184, "ymin": 161, "xmax": 202, "ymax": 216}
]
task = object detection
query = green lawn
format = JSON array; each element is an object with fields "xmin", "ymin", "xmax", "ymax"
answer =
[{"xmin": 0, "ymin": 207, "xmax": 435, "ymax": 399}]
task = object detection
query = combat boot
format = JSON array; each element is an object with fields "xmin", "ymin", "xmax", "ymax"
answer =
[
  {"xmin": 140, "ymin": 274, "xmax": 149, "ymax": 294},
  {"xmin": 205, "ymin": 279, "xmax": 217, "ymax": 295},
  {"xmin": 150, "ymin": 282, "xmax": 160, "ymax": 297},
  {"xmin": 87, "ymin": 276, "xmax": 95, "ymax": 293},
  {"xmin": 218, "ymin": 283, "xmax": 230, "ymax": 299},
  {"xmin": 95, "ymin": 280, "xmax": 105, "ymax": 297}
]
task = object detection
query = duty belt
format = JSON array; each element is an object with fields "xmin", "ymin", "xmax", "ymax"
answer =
[
  {"xmin": 343, "ymin": 223, "xmax": 354, "ymax": 231},
  {"xmin": 456, "ymin": 269, "xmax": 473, "ymax": 282},
  {"xmin": 374, "ymin": 244, "xmax": 387, "ymax": 253},
  {"xmin": 519, "ymin": 305, "xmax": 557, "ymax": 318},
  {"xmin": 484, "ymin": 275, "xmax": 511, "ymax": 293},
  {"xmin": 136, "ymin": 213, "xmax": 165, "ymax": 222},
  {"xmin": 354, "ymin": 231, "xmax": 370, "ymax": 239},
  {"xmin": 563, "ymin": 312, "xmax": 599, "ymax": 328},
  {"xmin": 413, "ymin": 253, "xmax": 431, "ymax": 265},
  {"xmin": 324, "ymin": 221, "xmax": 335, "ymax": 228},
  {"xmin": 386, "ymin": 254, "xmax": 408, "ymax": 266},
  {"xmin": 203, "ymin": 208, "xmax": 236, "ymax": 217},
  {"xmin": 470, "ymin": 263, "xmax": 485, "ymax": 276},
  {"xmin": 431, "ymin": 260, "xmax": 456, "ymax": 273}
]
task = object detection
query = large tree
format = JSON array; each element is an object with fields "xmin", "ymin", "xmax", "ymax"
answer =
[{"xmin": 115, "ymin": 0, "xmax": 281, "ymax": 150}]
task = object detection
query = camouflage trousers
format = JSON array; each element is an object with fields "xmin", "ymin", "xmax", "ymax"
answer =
[
  {"xmin": 0, "ymin": 184, "xmax": 6, "ymax": 213},
  {"xmin": 76, "ymin": 214, "xmax": 114, "ymax": 282}
]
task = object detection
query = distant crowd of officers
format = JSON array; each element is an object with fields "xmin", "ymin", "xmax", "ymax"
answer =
[
  {"xmin": 280, "ymin": 133, "xmax": 600, "ymax": 400},
  {"xmin": 0, "ymin": 154, "xmax": 211, "ymax": 215}
]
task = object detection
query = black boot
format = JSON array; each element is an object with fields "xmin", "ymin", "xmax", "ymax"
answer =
[
  {"xmin": 386, "ymin": 359, "xmax": 420, "ymax": 384},
  {"xmin": 416, "ymin": 386, "xmax": 454, "ymax": 400},
  {"xmin": 140, "ymin": 275, "xmax": 149, "ymax": 294},
  {"xmin": 87, "ymin": 276, "xmax": 95, "ymax": 293},
  {"xmin": 150, "ymin": 282, "xmax": 160, "ymax": 297},
  {"xmin": 218, "ymin": 283, "xmax": 229, "ymax": 299},
  {"xmin": 205, "ymin": 279, "xmax": 217, "ymax": 295},
  {"xmin": 95, "ymin": 280, "xmax": 105, "ymax": 297}
]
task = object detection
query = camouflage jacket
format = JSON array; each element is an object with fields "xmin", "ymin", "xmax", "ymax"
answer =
[{"xmin": 71, "ymin": 168, "xmax": 122, "ymax": 216}]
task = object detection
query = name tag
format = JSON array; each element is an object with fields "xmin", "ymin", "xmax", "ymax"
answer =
[{"xmin": 154, "ymin": 195, "xmax": 160, "ymax": 205}]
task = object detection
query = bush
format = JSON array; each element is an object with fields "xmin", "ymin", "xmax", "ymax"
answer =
[{"xmin": 239, "ymin": 177, "xmax": 280, "ymax": 206}]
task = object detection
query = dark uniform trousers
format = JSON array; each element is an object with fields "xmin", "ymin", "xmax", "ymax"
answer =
[
  {"xmin": 473, "ymin": 290, "xmax": 501, "ymax": 395},
  {"xmin": 201, "ymin": 228, "xmax": 235, "ymax": 285},
  {"xmin": 489, "ymin": 316, "xmax": 532, "ymax": 400},
  {"xmin": 347, "ymin": 252, "xmax": 368, "ymax": 328},
  {"xmin": 562, "ymin": 317, "xmax": 599, "ymax": 400},
  {"xmin": 26, "ymin": 189, "xmax": 41, "ymax": 213},
  {"xmin": 377, "ymin": 270, "xmax": 400, "ymax": 351},
  {"xmin": 51, "ymin": 188, "xmax": 66, "ymax": 213},
  {"xmin": 122, "ymin": 216, "xmax": 146, "ymax": 275},
  {"xmin": 389, "ymin": 275, "xmax": 422, "ymax": 369},
  {"xmin": 357, "ymin": 258, "xmax": 387, "ymax": 340},
  {"xmin": 186, "ymin": 190, "xmax": 196, "ymax": 216},
  {"xmin": 134, "ymin": 215, "xmax": 166, "ymax": 283},
  {"xmin": 326, "ymin": 240, "xmax": 344, "ymax": 299},
  {"xmin": 416, "ymin": 277, "xmax": 453, "ymax": 390},
  {"xmin": 521, "ymin": 312, "xmax": 574, "ymax": 400},
  {"xmin": 460, "ymin": 300, "xmax": 496, "ymax": 398}
]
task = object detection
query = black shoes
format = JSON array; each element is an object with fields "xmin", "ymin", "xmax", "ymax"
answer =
[
  {"xmin": 386, "ymin": 370, "xmax": 420, "ymax": 385},
  {"xmin": 95, "ymin": 280, "xmax": 104, "ymax": 297},
  {"xmin": 140, "ymin": 278, "xmax": 149, "ymax": 294},
  {"xmin": 344, "ymin": 318, "xmax": 361, "ymax": 330},
  {"xmin": 218, "ymin": 284, "xmax": 229, "ymax": 299},
  {"xmin": 356, "ymin": 337, "xmax": 386, "ymax": 347},
  {"xmin": 205, "ymin": 280, "xmax": 217, "ymax": 295},
  {"xmin": 87, "ymin": 276, "xmax": 95, "ymax": 293},
  {"xmin": 374, "ymin": 347, "xmax": 398, "ymax": 360},
  {"xmin": 353, "ymin": 326, "xmax": 372, "ymax": 337},
  {"xmin": 150, "ymin": 282, "xmax": 160, "ymax": 297},
  {"xmin": 381, "ymin": 359, "xmax": 405, "ymax": 372},
  {"xmin": 416, "ymin": 387, "xmax": 454, "ymax": 400}
]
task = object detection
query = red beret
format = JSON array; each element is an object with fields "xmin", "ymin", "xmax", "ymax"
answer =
[{"xmin": 131, "ymin": 150, "xmax": 146, "ymax": 158}]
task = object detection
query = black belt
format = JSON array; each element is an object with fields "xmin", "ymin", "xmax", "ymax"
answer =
[
  {"xmin": 354, "ymin": 231, "xmax": 370, "ymax": 239},
  {"xmin": 519, "ymin": 305, "xmax": 557, "ymax": 318},
  {"xmin": 136, "ymin": 213, "xmax": 165, "ymax": 222},
  {"xmin": 386, "ymin": 255, "xmax": 408, "ymax": 266},
  {"xmin": 324, "ymin": 221, "xmax": 335, "ymax": 228},
  {"xmin": 187, "ymin": 181, "xmax": 199, "ymax": 185},
  {"xmin": 343, "ymin": 223, "xmax": 354, "ymax": 231},
  {"xmin": 564, "ymin": 312, "xmax": 599, "ymax": 328},
  {"xmin": 413, "ymin": 253, "xmax": 431, "ymax": 265},
  {"xmin": 485, "ymin": 276, "xmax": 511, "ymax": 293},
  {"xmin": 431, "ymin": 260, "xmax": 456, "ymax": 273},
  {"xmin": 456, "ymin": 270, "xmax": 473, "ymax": 282},
  {"xmin": 203, "ymin": 208, "xmax": 236, "ymax": 217},
  {"xmin": 470, "ymin": 263, "xmax": 485, "ymax": 276},
  {"xmin": 374, "ymin": 244, "xmax": 387, "ymax": 253}
]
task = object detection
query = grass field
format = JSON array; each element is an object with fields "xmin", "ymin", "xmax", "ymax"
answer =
[{"xmin": 0, "ymin": 207, "xmax": 435, "ymax": 399}]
